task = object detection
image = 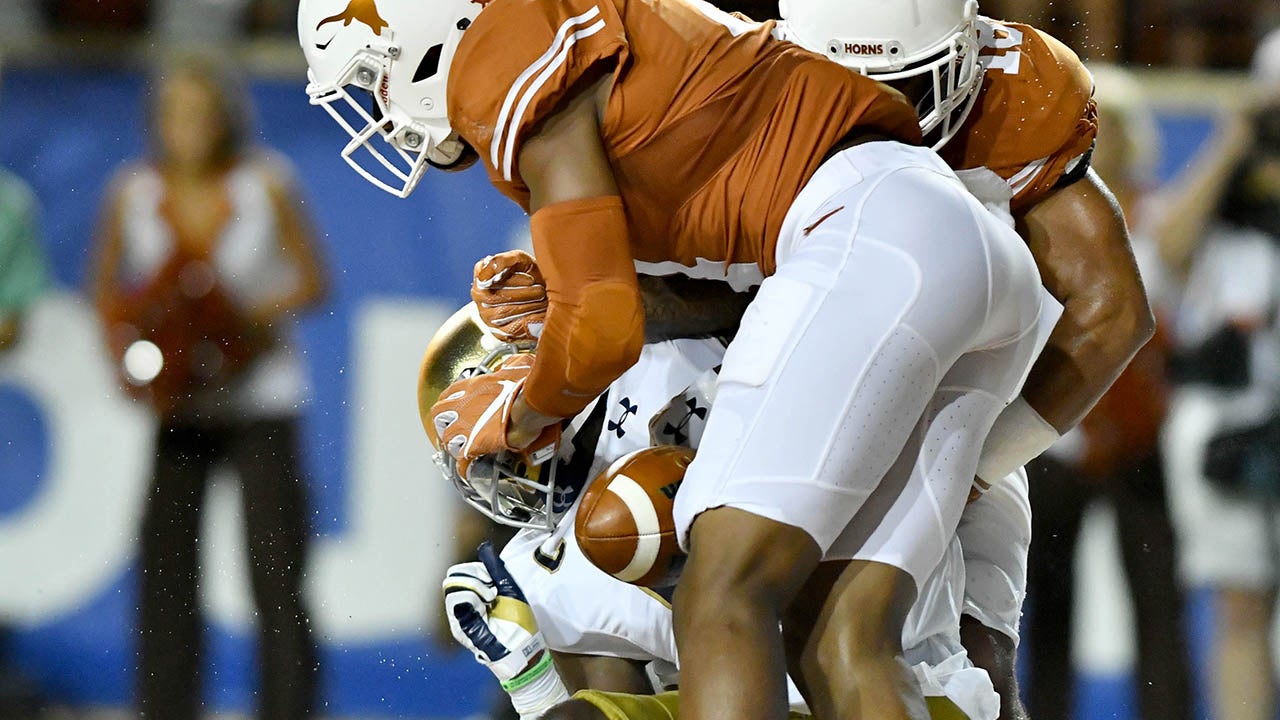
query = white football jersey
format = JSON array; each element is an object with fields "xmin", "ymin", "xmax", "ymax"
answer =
[
  {"xmin": 502, "ymin": 337, "xmax": 725, "ymax": 687},
  {"xmin": 500, "ymin": 337, "xmax": 996, "ymax": 718}
]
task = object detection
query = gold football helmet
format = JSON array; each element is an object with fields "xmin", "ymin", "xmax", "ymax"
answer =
[{"xmin": 417, "ymin": 303, "xmax": 565, "ymax": 530}]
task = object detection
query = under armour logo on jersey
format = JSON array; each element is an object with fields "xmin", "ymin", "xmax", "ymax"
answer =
[
  {"xmin": 552, "ymin": 485, "xmax": 576, "ymax": 514},
  {"xmin": 607, "ymin": 397, "xmax": 638, "ymax": 438},
  {"xmin": 662, "ymin": 398, "xmax": 708, "ymax": 445}
]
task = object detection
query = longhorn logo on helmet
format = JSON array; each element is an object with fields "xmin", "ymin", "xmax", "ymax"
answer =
[{"xmin": 316, "ymin": 0, "xmax": 390, "ymax": 36}]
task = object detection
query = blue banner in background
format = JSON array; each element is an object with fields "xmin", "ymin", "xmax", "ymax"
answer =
[
  {"xmin": 0, "ymin": 66, "xmax": 529, "ymax": 533},
  {"xmin": 0, "ymin": 67, "xmax": 529, "ymax": 717},
  {"xmin": 0, "ymin": 65, "xmax": 1218, "ymax": 718}
]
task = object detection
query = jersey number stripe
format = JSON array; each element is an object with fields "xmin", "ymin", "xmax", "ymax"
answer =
[{"xmin": 534, "ymin": 539, "xmax": 566, "ymax": 572}]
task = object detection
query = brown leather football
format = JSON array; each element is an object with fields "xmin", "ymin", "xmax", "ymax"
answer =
[{"xmin": 574, "ymin": 445, "xmax": 694, "ymax": 588}]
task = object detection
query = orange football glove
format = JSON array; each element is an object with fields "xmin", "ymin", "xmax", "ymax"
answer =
[
  {"xmin": 471, "ymin": 251, "xmax": 547, "ymax": 342},
  {"xmin": 428, "ymin": 353, "xmax": 560, "ymax": 480}
]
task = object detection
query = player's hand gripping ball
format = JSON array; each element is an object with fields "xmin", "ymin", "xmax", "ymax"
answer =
[
  {"xmin": 575, "ymin": 445, "xmax": 694, "ymax": 587},
  {"xmin": 442, "ymin": 542, "xmax": 551, "ymax": 685},
  {"xmin": 471, "ymin": 250, "xmax": 548, "ymax": 343},
  {"xmin": 428, "ymin": 353, "xmax": 560, "ymax": 480}
]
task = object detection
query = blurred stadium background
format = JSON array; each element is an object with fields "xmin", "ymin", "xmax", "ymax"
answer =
[{"xmin": 0, "ymin": 1, "xmax": 1269, "ymax": 718}]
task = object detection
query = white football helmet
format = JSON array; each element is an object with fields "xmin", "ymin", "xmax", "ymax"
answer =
[
  {"xmin": 298, "ymin": 0, "xmax": 481, "ymax": 197},
  {"xmin": 780, "ymin": 0, "xmax": 982, "ymax": 149}
]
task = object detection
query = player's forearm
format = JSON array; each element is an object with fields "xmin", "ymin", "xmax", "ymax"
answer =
[
  {"xmin": 516, "ymin": 79, "xmax": 642, "ymax": 420},
  {"xmin": 508, "ymin": 652, "xmax": 573, "ymax": 720},
  {"xmin": 1026, "ymin": 177, "xmax": 1155, "ymax": 430},
  {"xmin": 977, "ymin": 254, "xmax": 1154, "ymax": 485},
  {"xmin": 523, "ymin": 281, "xmax": 643, "ymax": 418},
  {"xmin": 978, "ymin": 170, "xmax": 1154, "ymax": 484},
  {"xmin": 639, "ymin": 275, "xmax": 753, "ymax": 341},
  {"xmin": 522, "ymin": 197, "xmax": 645, "ymax": 420},
  {"xmin": 1020, "ymin": 287, "xmax": 1154, "ymax": 431},
  {"xmin": 976, "ymin": 298, "xmax": 1154, "ymax": 486},
  {"xmin": 1019, "ymin": 170, "xmax": 1155, "ymax": 430},
  {"xmin": 551, "ymin": 651, "xmax": 654, "ymax": 695}
]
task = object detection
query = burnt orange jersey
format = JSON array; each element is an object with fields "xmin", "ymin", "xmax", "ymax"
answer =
[
  {"xmin": 448, "ymin": 0, "xmax": 921, "ymax": 278},
  {"xmin": 941, "ymin": 18, "xmax": 1097, "ymax": 213}
]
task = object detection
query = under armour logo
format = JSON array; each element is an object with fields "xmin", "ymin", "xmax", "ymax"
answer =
[
  {"xmin": 552, "ymin": 485, "xmax": 576, "ymax": 513},
  {"xmin": 662, "ymin": 398, "xmax": 707, "ymax": 445},
  {"xmin": 607, "ymin": 397, "xmax": 638, "ymax": 438}
]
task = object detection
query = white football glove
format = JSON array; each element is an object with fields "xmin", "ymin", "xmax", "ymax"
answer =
[{"xmin": 443, "ymin": 543, "xmax": 569, "ymax": 719}]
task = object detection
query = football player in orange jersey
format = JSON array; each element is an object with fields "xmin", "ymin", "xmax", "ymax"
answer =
[
  {"xmin": 771, "ymin": 3, "xmax": 1154, "ymax": 719},
  {"xmin": 453, "ymin": 4, "xmax": 1151, "ymax": 717},
  {"xmin": 781, "ymin": 0, "xmax": 1152, "ymax": 464},
  {"xmin": 297, "ymin": 0, "xmax": 1055, "ymax": 718}
]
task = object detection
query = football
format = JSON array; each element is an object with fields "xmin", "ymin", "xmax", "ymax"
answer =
[
  {"xmin": 102, "ymin": 254, "xmax": 266, "ymax": 416},
  {"xmin": 574, "ymin": 445, "xmax": 694, "ymax": 588}
]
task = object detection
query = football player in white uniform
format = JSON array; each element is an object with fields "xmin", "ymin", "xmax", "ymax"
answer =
[
  {"xmin": 421, "ymin": 297, "xmax": 999, "ymax": 720},
  {"xmin": 775, "ymin": 3, "xmax": 1152, "ymax": 718}
]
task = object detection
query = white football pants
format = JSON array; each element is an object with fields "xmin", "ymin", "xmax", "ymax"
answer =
[{"xmin": 674, "ymin": 141, "xmax": 1048, "ymax": 589}]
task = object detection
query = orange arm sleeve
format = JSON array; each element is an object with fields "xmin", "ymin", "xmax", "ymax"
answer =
[{"xmin": 523, "ymin": 196, "xmax": 645, "ymax": 418}]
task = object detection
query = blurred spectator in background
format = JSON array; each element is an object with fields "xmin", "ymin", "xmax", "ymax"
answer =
[
  {"xmin": 43, "ymin": 0, "xmax": 148, "ymax": 33},
  {"xmin": 1163, "ymin": 28, "xmax": 1280, "ymax": 720},
  {"xmin": 28, "ymin": 0, "xmax": 1276, "ymax": 64},
  {"xmin": 0, "ymin": 56, "xmax": 50, "ymax": 718},
  {"xmin": 1164, "ymin": 0, "xmax": 1279, "ymax": 68},
  {"xmin": 0, "ymin": 1, "xmax": 45, "ymax": 47},
  {"xmin": 0, "ymin": 167, "xmax": 46, "ymax": 352},
  {"xmin": 976, "ymin": 0, "xmax": 1122, "ymax": 60},
  {"xmin": 1023, "ymin": 64, "xmax": 1192, "ymax": 720},
  {"xmin": 34, "ymin": 0, "xmax": 297, "ymax": 38},
  {"xmin": 86, "ymin": 52, "xmax": 328, "ymax": 720},
  {"xmin": 152, "ymin": 0, "xmax": 251, "ymax": 43},
  {"xmin": 0, "ymin": 56, "xmax": 48, "ymax": 352},
  {"xmin": 979, "ymin": 0, "xmax": 1277, "ymax": 67}
]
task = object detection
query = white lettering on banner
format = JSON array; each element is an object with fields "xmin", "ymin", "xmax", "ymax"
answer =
[
  {"xmin": 0, "ymin": 293, "xmax": 153, "ymax": 623},
  {"xmin": 0, "ymin": 294, "xmax": 460, "ymax": 641}
]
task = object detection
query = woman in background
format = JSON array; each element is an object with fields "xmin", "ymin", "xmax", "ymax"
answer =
[
  {"xmin": 88, "ymin": 53, "xmax": 328, "ymax": 720},
  {"xmin": 1162, "ymin": 30, "xmax": 1280, "ymax": 720},
  {"xmin": 1023, "ymin": 64, "xmax": 1192, "ymax": 720}
]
